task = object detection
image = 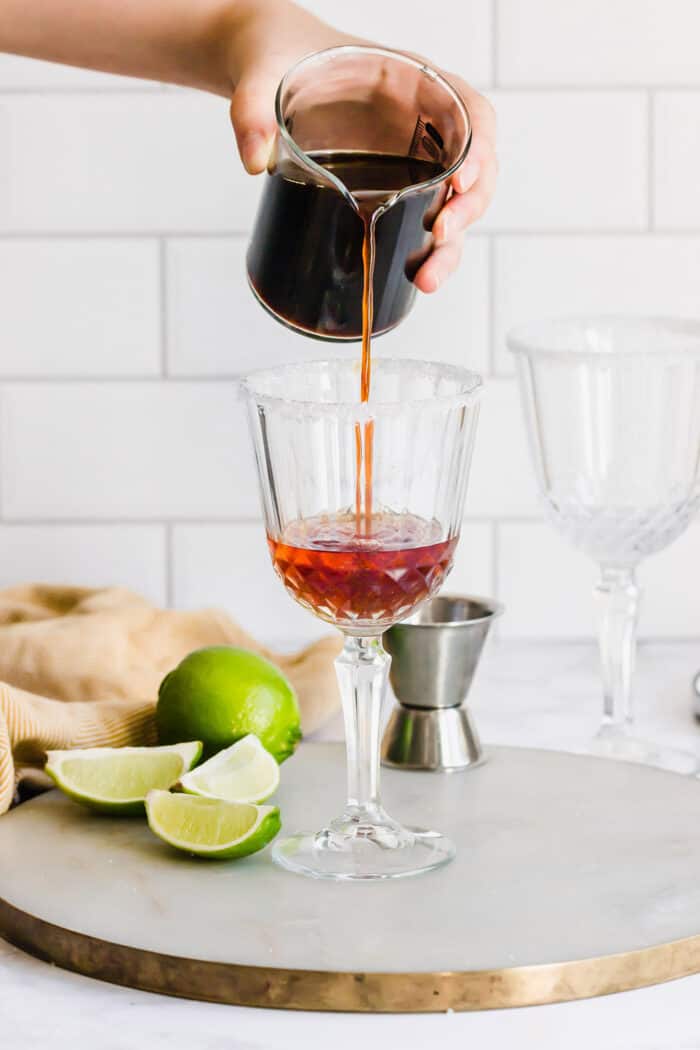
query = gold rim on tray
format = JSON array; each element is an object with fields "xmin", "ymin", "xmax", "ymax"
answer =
[{"xmin": 3, "ymin": 897, "xmax": 700, "ymax": 1012}]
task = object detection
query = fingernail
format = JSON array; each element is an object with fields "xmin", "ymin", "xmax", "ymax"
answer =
[
  {"xmin": 240, "ymin": 131, "xmax": 270, "ymax": 174},
  {"xmin": 456, "ymin": 157, "xmax": 480, "ymax": 192}
]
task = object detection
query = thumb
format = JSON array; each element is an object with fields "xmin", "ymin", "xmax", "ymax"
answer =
[{"xmin": 229, "ymin": 73, "xmax": 278, "ymax": 174}]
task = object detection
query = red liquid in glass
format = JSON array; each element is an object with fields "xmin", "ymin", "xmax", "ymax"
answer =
[{"xmin": 268, "ymin": 513, "xmax": 457, "ymax": 630}]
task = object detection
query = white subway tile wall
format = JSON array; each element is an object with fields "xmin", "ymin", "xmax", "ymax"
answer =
[
  {"xmin": 0, "ymin": 94, "xmax": 260, "ymax": 232},
  {"xmin": 497, "ymin": 0, "xmax": 700, "ymax": 86},
  {"xmin": 1, "ymin": 0, "xmax": 699, "ymax": 642},
  {"xmin": 467, "ymin": 379, "xmax": 539, "ymax": 518},
  {"xmin": 654, "ymin": 93, "xmax": 700, "ymax": 229},
  {"xmin": 0, "ymin": 240, "xmax": 161, "ymax": 376},
  {"xmin": 1, "ymin": 383, "xmax": 258, "ymax": 519},
  {"xmin": 493, "ymin": 237, "xmax": 700, "ymax": 373},
  {"xmin": 0, "ymin": 54, "xmax": 162, "ymax": 90},
  {"xmin": 0, "ymin": 525, "xmax": 167, "ymax": 604},
  {"xmin": 499, "ymin": 522, "xmax": 700, "ymax": 640},
  {"xmin": 302, "ymin": 0, "xmax": 494, "ymax": 87},
  {"xmin": 479, "ymin": 91, "xmax": 648, "ymax": 232}
]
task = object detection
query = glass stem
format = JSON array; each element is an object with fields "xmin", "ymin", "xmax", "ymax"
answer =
[
  {"xmin": 595, "ymin": 565, "xmax": 640, "ymax": 733},
  {"xmin": 335, "ymin": 634, "xmax": 389, "ymax": 824}
]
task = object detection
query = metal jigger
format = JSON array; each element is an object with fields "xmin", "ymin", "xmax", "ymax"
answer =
[{"xmin": 381, "ymin": 595, "xmax": 503, "ymax": 772}]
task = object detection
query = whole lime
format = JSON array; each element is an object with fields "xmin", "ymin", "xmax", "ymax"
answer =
[{"xmin": 156, "ymin": 647, "xmax": 301, "ymax": 763}]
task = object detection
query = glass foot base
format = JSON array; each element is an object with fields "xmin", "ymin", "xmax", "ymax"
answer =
[
  {"xmin": 271, "ymin": 814, "xmax": 456, "ymax": 881},
  {"xmin": 591, "ymin": 726, "xmax": 699, "ymax": 775}
]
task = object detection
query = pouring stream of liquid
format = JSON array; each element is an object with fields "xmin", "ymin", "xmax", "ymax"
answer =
[{"xmin": 355, "ymin": 208, "xmax": 381, "ymax": 534}]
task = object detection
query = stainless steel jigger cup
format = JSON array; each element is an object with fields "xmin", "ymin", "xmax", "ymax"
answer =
[{"xmin": 381, "ymin": 595, "xmax": 503, "ymax": 772}]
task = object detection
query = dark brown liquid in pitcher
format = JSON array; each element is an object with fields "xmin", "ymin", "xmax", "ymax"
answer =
[{"xmin": 247, "ymin": 152, "xmax": 445, "ymax": 342}]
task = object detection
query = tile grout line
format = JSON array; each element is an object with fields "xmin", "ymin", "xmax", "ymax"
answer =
[
  {"xmin": 486, "ymin": 236, "xmax": 496, "ymax": 376},
  {"xmin": 0, "ymin": 517, "xmax": 267, "ymax": 527},
  {"xmin": 491, "ymin": 0, "xmax": 499, "ymax": 88},
  {"xmin": 0, "ymin": 86, "xmax": 164, "ymax": 96},
  {"xmin": 0, "ymin": 376, "xmax": 243, "ymax": 384},
  {"xmin": 0, "ymin": 233, "xmax": 168, "ymax": 242},
  {"xmin": 0, "ymin": 231, "xmax": 252, "ymax": 240},
  {"xmin": 491, "ymin": 519, "xmax": 500, "ymax": 600},
  {"xmin": 0, "ymin": 373, "xmax": 523, "ymax": 385},
  {"xmin": 5, "ymin": 229, "xmax": 700, "ymax": 240},
  {"xmin": 490, "ymin": 519, "xmax": 501, "ymax": 642},
  {"xmin": 2, "ymin": 84, "xmax": 700, "ymax": 96},
  {"xmin": 496, "ymin": 633, "xmax": 700, "ymax": 644},
  {"xmin": 459, "ymin": 230, "xmax": 700, "ymax": 238},
  {"xmin": 463, "ymin": 83, "xmax": 700, "ymax": 93},
  {"xmin": 158, "ymin": 238, "xmax": 168, "ymax": 378},
  {"xmin": 165, "ymin": 522, "xmax": 174, "ymax": 607},
  {"xmin": 647, "ymin": 89, "xmax": 655, "ymax": 231},
  {"xmin": 0, "ymin": 514, "xmax": 552, "ymax": 526},
  {"xmin": 0, "ymin": 385, "xmax": 4, "ymax": 522}
]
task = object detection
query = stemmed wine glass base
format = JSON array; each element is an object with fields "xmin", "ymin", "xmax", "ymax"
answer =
[
  {"xmin": 590, "ymin": 725, "xmax": 699, "ymax": 775},
  {"xmin": 271, "ymin": 811, "xmax": 456, "ymax": 881}
]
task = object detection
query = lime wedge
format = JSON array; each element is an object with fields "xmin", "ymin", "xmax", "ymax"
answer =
[
  {"xmin": 179, "ymin": 733, "xmax": 280, "ymax": 803},
  {"xmin": 45, "ymin": 742, "xmax": 202, "ymax": 815},
  {"xmin": 145, "ymin": 790, "xmax": 281, "ymax": 859}
]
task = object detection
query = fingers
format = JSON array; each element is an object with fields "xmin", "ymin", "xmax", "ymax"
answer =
[
  {"xmin": 413, "ymin": 75, "xmax": 496, "ymax": 292},
  {"xmin": 414, "ymin": 236, "xmax": 464, "ymax": 294},
  {"xmin": 433, "ymin": 146, "xmax": 499, "ymax": 242},
  {"xmin": 452, "ymin": 75, "xmax": 497, "ymax": 157},
  {"xmin": 229, "ymin": 72, "xmax": 279, "ymax": 174},
  {"xmin": 432, "ymin": 161, "xmax": 479, "ymax": 242},
  {"xmin": 430, "ymin": 75, "xmax": 498, "ymax": 244}
]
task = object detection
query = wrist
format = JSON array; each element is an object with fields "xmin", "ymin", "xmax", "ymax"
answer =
[
  {"xmin": 215, "ymin": 0, "xmax": 292, "ymax": 93},
  {"xmin": 181, "ymin": 0, "xmax": 279, "ymax": 98}
]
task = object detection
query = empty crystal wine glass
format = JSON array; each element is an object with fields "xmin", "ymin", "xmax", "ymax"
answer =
[
  {"xmin": 509, "ymin": 317, "xmax": 700, "ymax": 773},
  {"xmin": 241, "ymin": 359, "xmax": 481, "ymax": 879}
]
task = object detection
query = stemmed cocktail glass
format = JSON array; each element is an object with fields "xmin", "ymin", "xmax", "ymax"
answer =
[
  {"xmin": 509, "ymin": 317, "xmax": 700, "ymax": 773},
  {"xmin": 241, "ymin": 359, "xmax": 481, "ymax": 880}
]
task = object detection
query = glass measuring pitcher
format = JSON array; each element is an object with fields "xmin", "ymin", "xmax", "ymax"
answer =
[{"xmin": 246, "ymin": 45, "xmax": 471, "ymax": 341}]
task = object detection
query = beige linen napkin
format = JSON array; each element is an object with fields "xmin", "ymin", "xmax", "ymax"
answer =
[{"xmin": 0, "ymin": 585, "xmax": 342, "ymax": 815}]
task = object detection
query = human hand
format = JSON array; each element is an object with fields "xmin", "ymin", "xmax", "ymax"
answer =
[
  {"xmin": 227, "ymin": 0, "xmax": 497, "ymax": 292},
  {"xmin": 413, "ymin": 75, "xmax": 497, "ymax": 294}
]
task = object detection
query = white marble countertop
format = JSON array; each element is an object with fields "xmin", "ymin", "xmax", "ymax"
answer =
[{"xmin": 3, "ymin": 640, "xmax": 700, "ymax": 1050}]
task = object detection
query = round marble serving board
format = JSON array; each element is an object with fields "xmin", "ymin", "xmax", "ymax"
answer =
[{"xmin": 3, "ymin": 743, "xmax": 700, "ymax": 1013}]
